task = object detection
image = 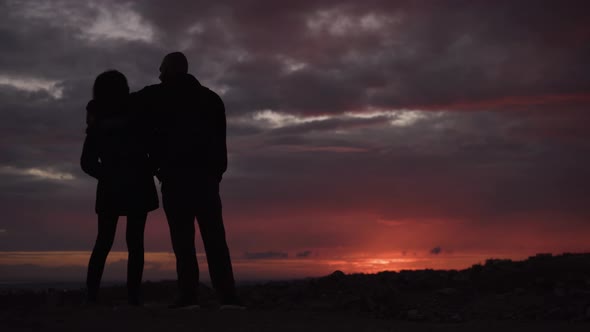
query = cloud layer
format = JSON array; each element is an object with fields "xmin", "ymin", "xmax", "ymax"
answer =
[{"xmin": 1, "ymin": 0, "xmax": 589, "ymax": 279}]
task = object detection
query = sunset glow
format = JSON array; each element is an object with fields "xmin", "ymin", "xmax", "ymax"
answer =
[{"xmin": 0, "ymin": 250, "xmax": 537, "ymax": 283}]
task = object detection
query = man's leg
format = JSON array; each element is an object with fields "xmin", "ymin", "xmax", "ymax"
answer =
[
  {"xmin": 163, "ymin": 183, "xmax": 199, "ymax": 303},
  {"xmin": 195, "ymin": 184, "xmax": 237, "ymax": 304},
  {"xmin": 126, "ymin": 212, "xmax": 147, "ymax": 305}
]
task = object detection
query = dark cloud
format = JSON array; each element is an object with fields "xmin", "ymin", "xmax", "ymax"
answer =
[
  {"xmin": 296, "ymin": 250, "xmax": 313, "ymax": 258},
  {"xmin": 244, "ymin": 251, "xmax": 289, "ymax": 260},
  {"xmin": 129, "ymin": 0, "xmax": 590, "ymax": 114},
  {"xmin": 430, "ymin": 247, "xmax": 442, "ymax": 255}
]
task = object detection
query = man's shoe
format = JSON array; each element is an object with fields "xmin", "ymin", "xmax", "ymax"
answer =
[
  {"xmin": 220, "ymin": 298, "xmax": 246, "ymax": 310},
  {"xmin": 220, "ymin": 303, "xmax": 246, "ymax": 310},
  {"xmin": 168, "ymin": 298, "xmax": 200, "ymax": 310},
  {"xmin": 128, "ymin": 297, "xmax": 142, "ymax": 307}
]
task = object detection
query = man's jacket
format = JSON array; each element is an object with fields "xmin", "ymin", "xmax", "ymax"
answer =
[{"xmin": 134, "ymin": 74, "xmax": 227, "ymax": 183}]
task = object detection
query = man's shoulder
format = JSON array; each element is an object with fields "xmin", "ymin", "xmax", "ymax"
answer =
[
  {"xmin": 134, "ymin": 83, "xmax": 163, "ymax": 96},
  {"xmin": 199, "ymin": 85, "xmax": 224, "ymax": 107},
  {"xmin": 130, "ymin": 84, "xmax": 167, "ymax": 108}
]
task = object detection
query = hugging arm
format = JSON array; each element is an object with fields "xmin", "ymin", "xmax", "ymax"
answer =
[{"xmin": 131, "ymin": 86, "xmax": 162, "ymax": 180}]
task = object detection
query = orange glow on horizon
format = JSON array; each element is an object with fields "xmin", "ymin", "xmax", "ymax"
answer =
[{"xmin": 0, "ymin": 250, "xmax": 547, "ymax": 282}]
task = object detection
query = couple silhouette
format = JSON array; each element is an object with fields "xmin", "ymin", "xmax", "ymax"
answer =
[{"xmin": 81, "ymin": 52, "xmax": 241, "ymax": 309}]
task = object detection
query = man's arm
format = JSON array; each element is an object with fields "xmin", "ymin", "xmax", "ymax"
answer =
[{"xmin": 210, "ymin": 91, "xmax": 228, "ymax": 182}]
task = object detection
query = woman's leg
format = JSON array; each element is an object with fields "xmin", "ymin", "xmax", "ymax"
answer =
[
  {"xmin": 126, "ymin": 212, "xmax": 147, "ymax": 305},
  {"xmin": 86, "ymin": 214, "xmax": 118, "ymax": 302}
]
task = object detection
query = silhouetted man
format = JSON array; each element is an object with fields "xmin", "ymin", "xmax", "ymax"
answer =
[{"xmin": 135, "ymin": 52, "xmax": 240, "ymax": 309}]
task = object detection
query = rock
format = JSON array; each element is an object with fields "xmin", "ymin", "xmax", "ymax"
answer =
[
  {"xmin": 452, "ymin": 273, "xmax": 471, "ymax": 282},
  {"xmin": 570, "ymin": 288, "xmax": 590, "ymax": 296},
  {"xmin": 45, "ymin": 288, "xmax": 59, "ymax": 307},
  {"xmin": 436, "ymin": 288, "xmax": 458, "ymax": 296},
  {"xmin": 407, "ymin": 309, "xmax": 425, "ymax": 321},
  {"xmin": 450, "ymin": 313, "xmax": 463, "ymax": 322},
  {"xmin": 547, "ymin": 307, "xmax": 563, "ymax": 319},
  {"xmin": 534, "ymin": 277, "xmax": 546, "ymax": 285},
  {"xmin": 502, "ymin": 312, "xmax": 516, "ymax": 320},
  {"xmin": 514, "ymin": 287, "xmax": 526, "ymax": 295},
  {"xmin": 360, "ymin": 295, "xmax": 378, "ymax": 311},
  {"xmin": 309, "ymin": 301, "xmax": 332, "ymax": 310},
  {"xmin": 553, "ymin": 288, "xmax": 566, "ymax": 297}
]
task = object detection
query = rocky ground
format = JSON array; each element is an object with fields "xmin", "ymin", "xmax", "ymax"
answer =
[{"xmin": 2, "ymin": 253, "xmax": 590, "ymax": 331}]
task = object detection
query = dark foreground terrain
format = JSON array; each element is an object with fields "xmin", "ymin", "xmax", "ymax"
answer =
[{"xmin": 2, "ymin": 253, "xmax": 590, "ymax": 331}]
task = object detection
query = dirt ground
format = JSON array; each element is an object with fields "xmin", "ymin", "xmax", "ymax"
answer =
[
  {"xmin": 2, "ymin": 305, "xmax": 590, "ymax": 332},
  {"xmin": 4, "ymin": 254, "xmax": 590, "ymax": 331}
]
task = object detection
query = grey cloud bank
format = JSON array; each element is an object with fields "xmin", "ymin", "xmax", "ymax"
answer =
[{"xmin": 0, "ymin": 0, "xmax": 589, "ymax": 263}]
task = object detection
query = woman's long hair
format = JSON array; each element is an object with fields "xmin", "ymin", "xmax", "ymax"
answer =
[
  {"xmin": 92, "ymin": 70, "xmax": 129, "ymax": 102},
  {"xmin": 87, "ymin": 70, "xmax": 130, "ymax": 127}
]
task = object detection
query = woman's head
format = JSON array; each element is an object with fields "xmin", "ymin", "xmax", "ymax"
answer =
[{"xmin": 92, "ymin": 70, "xmax": 129, "ymax": 101}]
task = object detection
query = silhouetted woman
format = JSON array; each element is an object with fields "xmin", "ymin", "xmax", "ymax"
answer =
[{"xmin": 81, "ymin": 70, "xmax": 158, "ymax": 305}]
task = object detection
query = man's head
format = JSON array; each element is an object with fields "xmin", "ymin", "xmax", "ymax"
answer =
[{"xmin": 159, "ymin": 52, "xmax": 189, "ymax": 82}]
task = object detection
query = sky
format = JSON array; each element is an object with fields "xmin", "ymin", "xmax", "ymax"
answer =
[{"xmin": 1, "ymin": 0, "xmax": 590, "ymax": 283}]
